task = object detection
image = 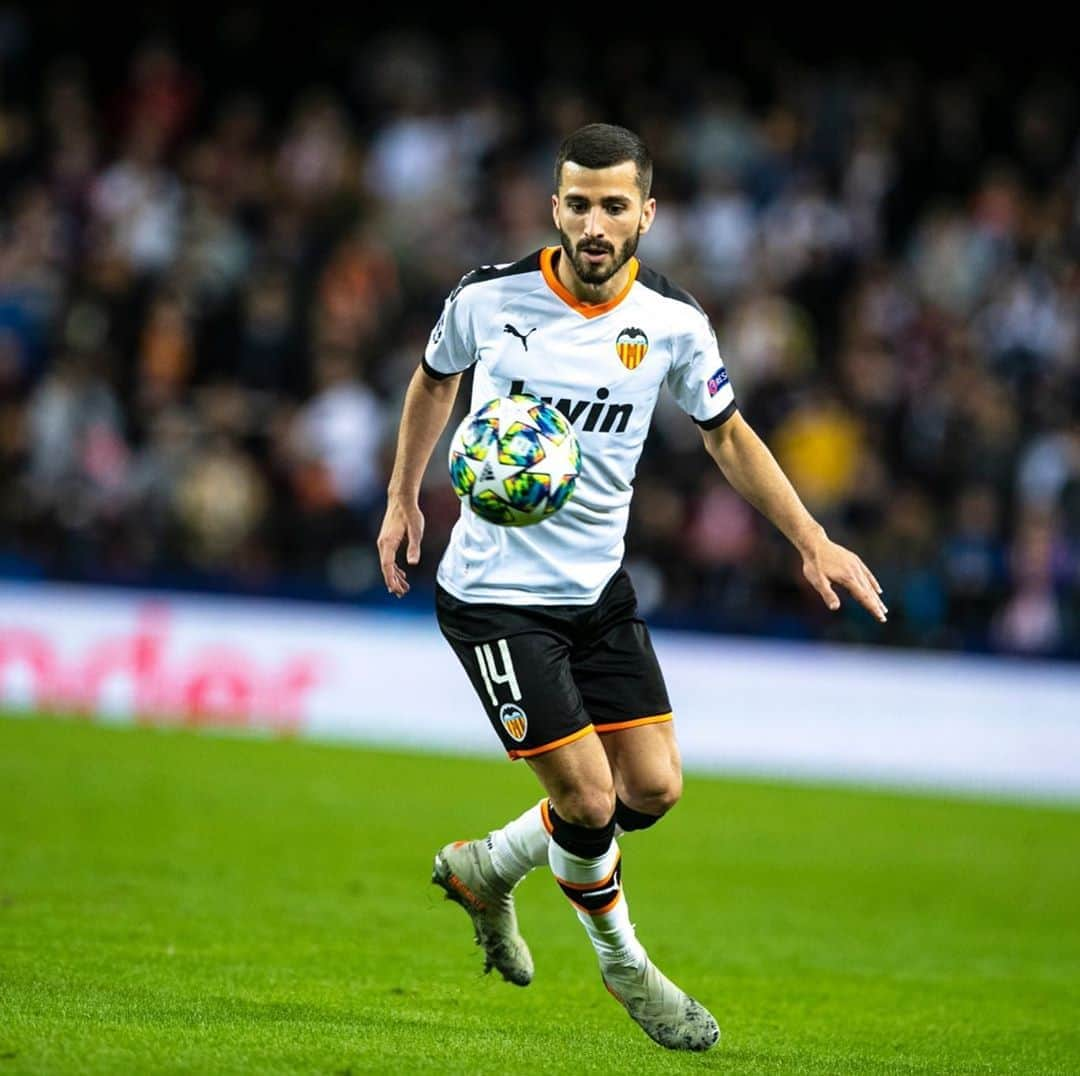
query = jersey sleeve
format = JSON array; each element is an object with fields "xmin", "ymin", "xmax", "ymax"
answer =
[
  {"xmin": 664, "ymin": 312, "xmax": 738, "ymax": 429},
  {"xmin": 421, "ymin": 274, "xmax": 477, "ymax": 380}
]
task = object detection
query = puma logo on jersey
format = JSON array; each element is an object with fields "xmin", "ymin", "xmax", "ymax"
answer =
[
  {"xmin": 508, "ymin": 380, "xmax": 633, "ymax": 434},
  {"xmin": 504, "ymin": 324, "xmax": 537, "ymax": 350}
]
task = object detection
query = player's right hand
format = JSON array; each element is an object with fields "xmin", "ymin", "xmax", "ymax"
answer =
[{"xmin": 377, "ymin": 497, "xmax": 425, "ymax": 598}]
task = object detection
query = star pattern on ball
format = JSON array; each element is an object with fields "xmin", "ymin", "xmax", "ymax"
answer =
[
  {"xmin": 471, "ymin": 451, "xmax": 536, "ymax": 501},
  {"xmin": 448, "ymin": 394, "xmax": 581, "ymax": 526},
  {"xmin": 525, "ymin": 426, "xmax": 580, "ymax": 486}
]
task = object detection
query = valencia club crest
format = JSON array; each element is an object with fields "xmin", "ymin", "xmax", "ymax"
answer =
[{"xmin": 615, "ymin": 327, "xmax": 649, "ymax": 369}]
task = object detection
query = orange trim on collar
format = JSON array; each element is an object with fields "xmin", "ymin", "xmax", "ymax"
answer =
[{"xmin": 540, "ymin": 246, "xmax": 638, "ymax": 318}]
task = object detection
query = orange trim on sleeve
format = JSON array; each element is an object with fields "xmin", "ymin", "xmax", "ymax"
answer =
[
  {"xmin": 539, "ymin": 247, "xmax": 638, "ymax": 318},
  {"xmin": 508, "ymin": 724, "xmax": 596, "ymax": 760},
  {"xmin": 594, "ymin": 712, "xmax": 673, "ymax": 735},
  {"xmin": 539, "ymin": 798, "xmax": 554, "ymax": 835}
]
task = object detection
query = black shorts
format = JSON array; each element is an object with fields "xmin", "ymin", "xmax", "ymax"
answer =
[{"xmin": 435, "ymin": 569, "xmax": 673, "ymax": 760}]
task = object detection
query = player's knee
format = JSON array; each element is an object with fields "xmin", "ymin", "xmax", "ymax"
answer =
[
  {"xmin": 623, "ymin": 771, "xmax": 682, "ymax": 817},
  {"xmin": 552, "ymin": 785, "xmax": 616, "ymax": 829}
]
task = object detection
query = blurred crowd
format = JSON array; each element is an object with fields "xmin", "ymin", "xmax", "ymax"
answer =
[{"xmin": 0, "ymin": 16, "xmax": 1078, "ymax": 658}]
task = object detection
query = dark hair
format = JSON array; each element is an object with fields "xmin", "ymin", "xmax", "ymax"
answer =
[{"xmin": 554, "ymin": 123, "xmax": 653, "ymax": 200}]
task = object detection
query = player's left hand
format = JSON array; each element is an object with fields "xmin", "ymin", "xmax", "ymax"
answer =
[{"xmin": 801, "ymin": 537, "xmax": 887, "ymax": 623}]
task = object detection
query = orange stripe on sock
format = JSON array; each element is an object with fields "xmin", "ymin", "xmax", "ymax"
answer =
[
  {"xmin": 553, "ymin": 854, "xmax": 621, "ymax": 891},
  {"xmin": 507, "ymin": 725, "xmax": 595, "ymax": 759},
  {"xmin": 564, "ymin": 891, "xmax": 623, "ymax": 917},
  {"xmin": 539, "ymin": 798, "xmax": 553, "ymax": 835},
  {"xmin": 594, "ymin": 712, "xmax": 672, "ymax": 734},
  {"xmin": 589, "ymin": 892, "xmax": 623, "ymax": 916}
]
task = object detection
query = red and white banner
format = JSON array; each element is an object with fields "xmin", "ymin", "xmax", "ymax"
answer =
[
  {"xmin": 0, "ymin": 581, "xmax": 490, "ymax": 749},
  {"xmin": 1, "ymin": 580, "xmax": 1078, "ymax": 800}
]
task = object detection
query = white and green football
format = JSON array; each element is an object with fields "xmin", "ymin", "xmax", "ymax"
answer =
[{"xmin": 448, "ymin": 394, "xmax": 581, "ymax": 526}]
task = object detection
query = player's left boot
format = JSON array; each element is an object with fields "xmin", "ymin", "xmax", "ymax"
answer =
[
  {"xmin": 432, "ymin": 839, "xmax": 534, "ymax": 986},
  {"xmin": 601, "ymin": 955, "xmax": 720, "ymax": 1051}
]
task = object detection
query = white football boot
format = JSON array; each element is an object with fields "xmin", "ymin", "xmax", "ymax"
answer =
[
  {"xmin": 601, "ymin": 956, "xmax": 720, "ymax": 1051},
  {"xmin": 432, "ymin": 839, "xmax": 534, "ymax": 986}
]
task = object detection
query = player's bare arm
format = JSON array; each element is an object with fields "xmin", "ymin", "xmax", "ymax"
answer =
[
  {"xmin": 430, "ymin": 126, "xmax": 724, "ymax": 1052},
  {"xmin": 378, "ymin": 366, "xmax": 461, "ymax": 597},
  {"xmin": 701, "ymin": 413, "xmax": 887, "ymax": 623}
]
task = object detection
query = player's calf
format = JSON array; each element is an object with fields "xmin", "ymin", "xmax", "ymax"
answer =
[
  {"xmin": 545, "ymin": 800, "xmax": 718, "ymax": 1051},
  {"xmin": 614, "ymin": 795, "xmax": 667, "ymax": 832}
]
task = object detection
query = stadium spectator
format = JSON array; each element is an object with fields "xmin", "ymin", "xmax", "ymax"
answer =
[{"xmin": 0, "ymin": 21, "xmax": 1075, "ymax": 658}]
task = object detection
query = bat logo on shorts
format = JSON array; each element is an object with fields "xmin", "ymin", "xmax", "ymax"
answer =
[{"xmin": 499, "ymin": 703, "xmax": 528, "ymax": 742}]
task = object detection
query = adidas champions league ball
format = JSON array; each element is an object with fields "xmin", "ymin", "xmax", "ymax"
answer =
[{"xmin": 448, "ymin": 394, "xmax": 581, "ymax": 526}]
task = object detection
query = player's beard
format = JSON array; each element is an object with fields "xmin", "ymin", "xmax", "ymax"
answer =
[{"xmin": 558, "ymin": 225, "xmax": 641, "ymax": 287}]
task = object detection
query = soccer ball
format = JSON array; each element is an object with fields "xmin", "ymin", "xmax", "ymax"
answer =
[{"xmin": 448, "ymin": 394, "xmax": 581, "ymax": 526}]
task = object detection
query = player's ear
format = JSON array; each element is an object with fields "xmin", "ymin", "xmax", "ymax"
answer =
[
  {"xmin": 551, "ymin": 193, "xmax": 560, "ymax": 228},
  {"xmin": 638, "ymin": 197, "xmax": 656, "ymax": 236}
]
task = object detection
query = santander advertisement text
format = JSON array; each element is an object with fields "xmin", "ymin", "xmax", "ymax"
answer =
[
  {"xmin": 0, "ymin": 582, "xmax": 492, "ymax": 750},
  {"xmin": 0, "ymin": 593, "xmax": 319, "ymax": 729},
  {"xmin": 2, "ymin": 580, "xmax": 1078, "ymax": 800}
]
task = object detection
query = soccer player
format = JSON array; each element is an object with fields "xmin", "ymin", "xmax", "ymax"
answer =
[{"xmin": 376, "ymin": 123, "xmax": 887, "ymax": 1052}]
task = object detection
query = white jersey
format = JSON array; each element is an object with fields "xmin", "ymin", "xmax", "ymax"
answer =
[{"xmin": 423, "ymin": 246, "xmax": 737, "ymax": 605}]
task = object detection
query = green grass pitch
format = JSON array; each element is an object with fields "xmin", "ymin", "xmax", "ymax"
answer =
[{"xmin": 1, "ymin": 714, "xmax": 1078, "ymax": 1074}]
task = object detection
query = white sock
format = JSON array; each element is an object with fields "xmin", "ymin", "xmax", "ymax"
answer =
[
  {"xmin": 487, "ymin": 799, "xmax": 632, "ymax": 887},
  {"xmin": 548, "ymin": 836, "xmax": 646, "ymax": 969},
  {"xmin": 487, "ymin": 799, "xmax": 551, "ymax": 886}
]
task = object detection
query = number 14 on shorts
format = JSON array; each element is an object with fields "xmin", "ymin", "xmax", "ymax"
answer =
[{"xmin": 474, "ymin": 640, "xmax": 522, "ymax": 704}]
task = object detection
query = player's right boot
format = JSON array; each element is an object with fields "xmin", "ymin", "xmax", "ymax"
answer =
[
  {"xmin": 432, "ymin": 839, "xmax": 534, "ymax": 987},
  {"xmin": 601, "ymin": 956, "xmax": 720, "ymax": 1052}
]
